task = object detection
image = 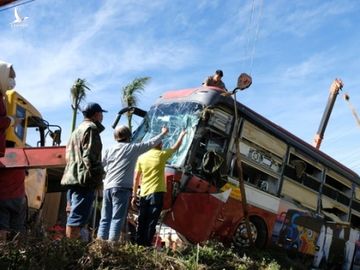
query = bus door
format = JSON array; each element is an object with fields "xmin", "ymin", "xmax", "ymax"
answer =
[
  {"xmin": 323, "ymin": 223, "xmax": 350, "ymax": 268},
  {"xmin": 163, "ymin": 177, "xmax": 231, "ymax": 243}
]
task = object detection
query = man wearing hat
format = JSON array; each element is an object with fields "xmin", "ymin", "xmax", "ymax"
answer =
[{"xmin": 61, "ymin": 102, "xmax": 107, "ymax": 239}]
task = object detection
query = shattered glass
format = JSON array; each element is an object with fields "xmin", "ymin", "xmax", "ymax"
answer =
[{"xmin": 132, "ymin": 102, "xmax": 203, "ymax": 167}]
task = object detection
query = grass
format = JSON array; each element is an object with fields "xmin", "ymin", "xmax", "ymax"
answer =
[{"xmin": 0, "ymin": 237, "xmax": 310, "ymax": 270}]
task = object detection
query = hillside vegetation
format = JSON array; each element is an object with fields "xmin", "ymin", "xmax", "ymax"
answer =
[{"xmin": 0, "ymin": 237, "xmax": 309, "ymax": 269}]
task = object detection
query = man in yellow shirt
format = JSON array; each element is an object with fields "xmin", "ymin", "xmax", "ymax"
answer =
[{"xmin": 131, "ymin": 129, "xmax": 186, "ymax": 246}]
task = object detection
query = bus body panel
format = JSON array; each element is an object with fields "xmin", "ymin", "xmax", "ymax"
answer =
[{"xmin": 164, "ymin": 192, "xmax": 225, "ymax": 243}]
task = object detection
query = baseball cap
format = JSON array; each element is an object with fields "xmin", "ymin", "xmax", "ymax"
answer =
[{"xmin": 82, "ymin": 102, "xmax": 107, "ymax": 117}]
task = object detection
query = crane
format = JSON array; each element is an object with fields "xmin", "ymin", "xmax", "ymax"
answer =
[{"xmin": 313, "ymin": 79, "xmax": 344, "ymax": 149}]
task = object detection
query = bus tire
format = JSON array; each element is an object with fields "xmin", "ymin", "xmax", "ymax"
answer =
[
  {"xmin": 251, "ymin": 216, "xmax": 267, "ymax": 248},
  {"xmin": 233, "ymin": 216, "xmax": 268, "ymax": 248}
]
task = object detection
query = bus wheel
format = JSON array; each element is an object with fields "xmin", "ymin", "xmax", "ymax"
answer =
[{"xmin": 233, "ymin": 216, "xmax": 267, "ymax": 248}]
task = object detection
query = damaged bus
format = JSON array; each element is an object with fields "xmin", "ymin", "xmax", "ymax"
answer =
[{"xmin": 117, "ymin": 75, "xmax": 360, "ymax": 268}]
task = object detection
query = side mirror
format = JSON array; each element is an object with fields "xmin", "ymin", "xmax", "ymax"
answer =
[{"xmin": 237, "ymin": 73, "xmax": 252, "ymax": 90}]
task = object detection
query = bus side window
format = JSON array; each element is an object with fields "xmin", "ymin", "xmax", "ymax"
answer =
[
  {"xmin": 291, "ymin": 159, "xmax": 307, "ymax": 180},
  {"xmin": 230, "ymin": 157, "xmax": 261, "ymax": 186},
  {"xmin": 230, "ymin": 156, "xmax": 280, "ymax": 194}
]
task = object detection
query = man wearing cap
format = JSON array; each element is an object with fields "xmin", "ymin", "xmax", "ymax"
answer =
[
  {"xmin": 61, "ymin": 102, "xmax": 107, "ymax": 239},
  {"xmin": 203, "ymin": 69, "xmax": 227, "ymax": 90},
  {"xmin": 97, "ymin": 125, "xmax": 168, "ymax": 242}
]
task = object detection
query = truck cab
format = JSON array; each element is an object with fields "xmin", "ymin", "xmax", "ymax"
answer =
[{"xmin": 2, "ymin": 90, "xmax": 64, "ymax": 228}]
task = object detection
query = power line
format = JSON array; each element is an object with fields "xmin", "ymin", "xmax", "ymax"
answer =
[
  {"xmin": 243, "ymin": 0, "xmax": 263, "ymax": 76},
  {"xmin": 249, "ymin": 0, "xmax": 263, "ymax": 75},
  {"xmin": 0, "ymin": 0, "xmax": 34, "ymax": 12}
]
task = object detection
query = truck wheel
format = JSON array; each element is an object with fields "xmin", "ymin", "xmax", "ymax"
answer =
[{"xmin": 233, "ymin": 216, "xmax": 267, "ymax": 248}]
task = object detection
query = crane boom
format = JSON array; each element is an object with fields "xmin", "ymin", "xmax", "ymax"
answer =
[{"xmin": 313, "ymin": 79, "xmax": 343, "ymax": 149}]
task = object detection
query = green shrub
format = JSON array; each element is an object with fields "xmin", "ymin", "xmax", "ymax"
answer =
[
  {"xmin": 0, "ymin": 237, "xmax": 86, "ymax": 270},
  {"xmin": 0, "ymin": 237, "xmax": 309, "ymax": 270}
]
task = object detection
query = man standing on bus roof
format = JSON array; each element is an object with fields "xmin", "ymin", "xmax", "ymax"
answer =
[
  {"xmin": 131, "ymin": 129, "xmax": 187, "ymax": 247},
  {"xmin": 203, "ymin": 69, "xmax": 227, "ymax": 90},
  {"xmin": 61, "ymin": 102, "xmax": 107, "ymax": 240}
]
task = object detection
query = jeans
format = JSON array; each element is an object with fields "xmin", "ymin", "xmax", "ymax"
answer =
[
  {"xmin": 97, "ymin": 187, "xmax": 131, "ymax": 241},
  {"xmin": 67, "ymin": 187, "xmax": 95, "ymax": 226},
  {"xmin": 136, "ymin": 192, "xmax": 164, "ymax": 246},
  {"xmin": 0, "ymin": 196, "xmax": 26, "ymax": 232}
]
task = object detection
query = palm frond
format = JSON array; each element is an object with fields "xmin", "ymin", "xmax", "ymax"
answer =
[
  {"xmin": 70, "ymin": 78, "xmax": 91, "ymax": 131},
  {"xmin": 70, "ymin": 78, "xmax": 91, "ymax": 108},
  {"xmin": 121, "ymin": 76, "xmax": 150, "ymax": 107}
]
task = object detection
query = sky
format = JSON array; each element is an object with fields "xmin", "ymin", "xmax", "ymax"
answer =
[{"xmin": 1, "ymin": 0, "xmax": 360, "ymax": 173}]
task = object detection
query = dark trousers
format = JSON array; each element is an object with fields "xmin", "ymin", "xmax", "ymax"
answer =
[{"xmin": 136, "ymin": 192, "xmax": 164, "ymax": 246}]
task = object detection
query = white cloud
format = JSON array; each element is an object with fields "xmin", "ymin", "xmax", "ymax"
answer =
[
  {"xmin": 282, "ymin": 54, "xmax": 335, "ymax": 79},
  {"xmin": 196, "ymin": 0, "xmax": 221, "ymax": 10},
  {"xmin": 261, "ymin": 1, "xmax": 356, "ymax": 37},
  {"xmin": 1, "ymin": 0, "xmax": 196, "ymax": 112}
]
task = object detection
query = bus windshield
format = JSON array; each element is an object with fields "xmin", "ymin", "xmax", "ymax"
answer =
[{"xmin": 133, "ymin": 102, "xmax": 203, "ymax": 167}]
